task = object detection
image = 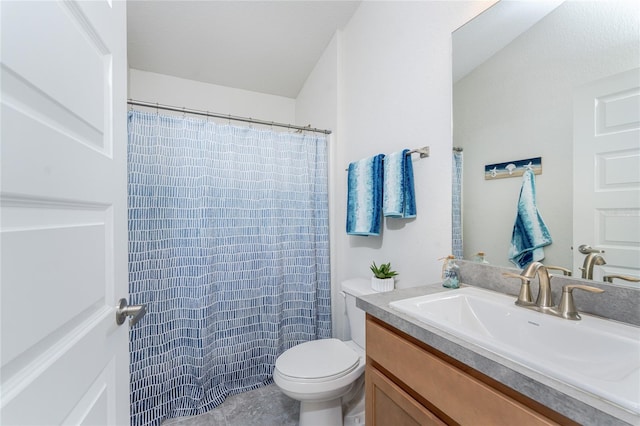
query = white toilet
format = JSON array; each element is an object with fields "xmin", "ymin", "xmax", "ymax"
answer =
[{"xmin": 273, "ymin": 279, "xmax": 375, "ymax": 426}]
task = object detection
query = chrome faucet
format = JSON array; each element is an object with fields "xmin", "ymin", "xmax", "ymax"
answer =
[
  {"xmin": 503, "ymin": 261, "xmax": 553, "ymax": 310},
  {"xmin": 503, "ymin": 261, "xmax": 604, "ymax": 320},
  {"xmin": 521, "ymin": 261, "xmax": 555, "ymax": 309},
  {"xmin": 579, "ymin": 245, "xmax": 606, "ymax": 280}
]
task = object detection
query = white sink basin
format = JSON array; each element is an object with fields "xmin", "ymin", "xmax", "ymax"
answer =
[{"xmin": 390, "ymin": 286, "xmax": 640, "ymax": 414}]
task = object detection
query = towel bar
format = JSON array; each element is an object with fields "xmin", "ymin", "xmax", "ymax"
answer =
[{"xmin": 345, "ymin": 146, "xmax": 429, "ymax": 171}]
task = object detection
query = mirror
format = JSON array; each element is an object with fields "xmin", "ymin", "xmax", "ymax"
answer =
[{"xmin": 453, "ymin": 1, "xmax": 639, "ymax": 277}]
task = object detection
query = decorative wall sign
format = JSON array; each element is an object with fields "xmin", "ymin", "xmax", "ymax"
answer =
[{"xmin": 484, "ymin": 156, "xmax": 542, "ymax": 180}]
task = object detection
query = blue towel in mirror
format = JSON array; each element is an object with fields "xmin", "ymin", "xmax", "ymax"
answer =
[
  {"xmin": 508, "ymin": 169, "xmax": 552, "ymax": 268},
  {"xmin": 346, "ymin": 154, "xmax": 384, "ymax": 236},
  {"xmin": 383, "ymin": 149, "xmax": 416, "ymax": 218}
]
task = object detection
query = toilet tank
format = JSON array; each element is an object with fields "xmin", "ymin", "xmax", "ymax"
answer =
[{"xmin": 341, "ymin": 279, "xmax": 376, "ymax": 349}]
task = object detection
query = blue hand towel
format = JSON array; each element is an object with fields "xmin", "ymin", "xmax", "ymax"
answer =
[
  {"xmin": 346, "ymin": 154, "xmax": 384, "ymax": 236},
  {"xmin": 383, "ymin": 149, "xmax": 416, "ymax": 218},
  {"xmin": 508, "ymin": 169, "xmax": 552, "ymax": 268}
]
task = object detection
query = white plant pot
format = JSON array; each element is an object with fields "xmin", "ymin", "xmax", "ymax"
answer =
[{"xmin": 371, "ymin": 277, "xmax": 394, "ymax": 292}]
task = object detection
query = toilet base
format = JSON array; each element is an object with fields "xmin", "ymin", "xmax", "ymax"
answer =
[
  {"xmin": 300, "ymin": 398, "xmax": 342, "ymax": 426},
  {"xmin": 343, "ymin": 376, "xmax": 365, "ymax": 426}
]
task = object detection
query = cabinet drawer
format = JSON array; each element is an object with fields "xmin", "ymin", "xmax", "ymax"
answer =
[{"xmin": 366, "ymin": 317, "xmax": 559, "ymax": 426}]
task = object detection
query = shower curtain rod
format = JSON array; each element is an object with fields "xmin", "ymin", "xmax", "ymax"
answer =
[{"xmin": 127, "ymin": 99, "xmax": 332, "ymax": 135}]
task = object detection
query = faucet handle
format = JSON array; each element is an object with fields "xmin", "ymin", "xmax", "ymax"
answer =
[
  {"xmin": 545, "ymin": 265, "xmax": 572, "ymax": 276},
  {"xmin": 502, "ymin": 272, "xmax": 525, "ymax": 280},
  {"xmin": 502, "ymin": 272, "xmax": 533, "ymax": 305},
  {"xmin": 603, "ymin": 274, "xmax": 640, "ymax": 283},
  {"xmin": 556, "ymin": 284, "xmax": 604, "ymax": 320}
]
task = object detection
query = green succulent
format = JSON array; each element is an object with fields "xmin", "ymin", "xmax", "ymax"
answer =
[{"xmin": 370, "ymin": 262, "xmax": 398, "ymax": 279}]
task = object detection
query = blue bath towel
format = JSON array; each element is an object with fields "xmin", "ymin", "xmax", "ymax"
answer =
[
  {"xmin": 383, "ymin": 149, "xmax": 416, "ymax": 218},
  {"xmin": 508, "ymin": 169, "xmax": 552, "ymax": 268},
  {"xmin": 346, "ymin": 154, "xmax": 384, "ymax": 236}
]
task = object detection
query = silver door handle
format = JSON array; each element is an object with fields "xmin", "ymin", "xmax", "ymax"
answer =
[{"xmin": 116, "ymin": 298, "xmax": 147, "ymax": 327}]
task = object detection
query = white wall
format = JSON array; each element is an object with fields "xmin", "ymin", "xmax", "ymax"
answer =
[
  {"xmin": 128, "ymin": 69, "xmax": 295, "ymax": 124},
  {"xmin": 338, "ymin": 1, "xmax": 494, "ymax": 288},
  {"xmin": 295, "ymin": 33, "xmax": 343, "ymax": 336},
  {"xmin": 296, "ymin": 1, "xmax": 493, "ymax": 339},
  {"xmin": 454, "ymin": 1, "xmax": 640, "ymax": 271}
]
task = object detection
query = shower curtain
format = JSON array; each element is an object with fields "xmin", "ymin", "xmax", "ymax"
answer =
[
  {"xmin": 127, "ymin": 110, "xmax": 331, "ymax": 426},
  {"xmin": 452, "ymin": 150, "xmax": 463, "ymax": 259}
]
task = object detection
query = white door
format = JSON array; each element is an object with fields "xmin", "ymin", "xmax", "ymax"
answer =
[
  {"xmin": 1, "ymin": 1, "xmax": 129, "ymax": 424},
  {"xmin": 573, "ymin": 68, "xmax": 640, "ymax": 281}
]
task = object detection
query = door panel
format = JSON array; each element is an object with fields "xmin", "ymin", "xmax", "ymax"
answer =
[
  {"xmin": 573, "ymin": 68, "xmax": 640, "ymax": 280},
  {"xmin": 2, "ymin": 221, "xmax": 107, "ymax": 365},
  {"xmin": 0, "ymin": 1, "xmax": 128, "ymax": 424},
  {"xmin": 1, "ymin": 1, "xmax": 109, "ymax": 152}
]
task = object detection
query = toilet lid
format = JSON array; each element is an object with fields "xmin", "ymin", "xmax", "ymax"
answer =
[{"xmin": 276, "ymin": 339, "xmax": 360, "ymax": 381}]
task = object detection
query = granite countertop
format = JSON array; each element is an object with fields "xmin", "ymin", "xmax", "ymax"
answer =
[{"xmin": 357, "ymin": 282, "xmax": 640, "ymax": 426}]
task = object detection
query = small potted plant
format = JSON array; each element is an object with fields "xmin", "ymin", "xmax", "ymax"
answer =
[{"xmin": 370, "ymin": 261, "xmax": 398, "ymax": 292}]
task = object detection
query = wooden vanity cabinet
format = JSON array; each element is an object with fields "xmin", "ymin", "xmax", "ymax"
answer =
[{"xmin": 365, "ymin": 315, "xmax": 578, "ymax": 426}]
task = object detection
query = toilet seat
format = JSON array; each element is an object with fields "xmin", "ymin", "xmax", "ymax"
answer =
[{"xmin": 275, "ymin": 338, "xmax": 360, "ymax": 382}]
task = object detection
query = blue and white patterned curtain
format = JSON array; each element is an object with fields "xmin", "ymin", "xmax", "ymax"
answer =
[
  {"xmin": 127, "ymin": 110, "xmax": 331, "ymax": 425},
  {"xmin": 452, "ymin": 149, "xmax": 463, "ymax": 259}
]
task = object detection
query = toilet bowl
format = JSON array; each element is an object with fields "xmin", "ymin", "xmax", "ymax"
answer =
[
  {"xmin": 273, "ymin": 278, "xmax": 374, "ymax": 426},
  {"xmin": 274, "ymin": 339, "xmax": 365, "ymax": 425}
]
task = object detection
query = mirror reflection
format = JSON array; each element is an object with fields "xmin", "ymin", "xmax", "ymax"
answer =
[{"xmin": 453, "ymin": 0, "xmax": 640, "ymax": 281}]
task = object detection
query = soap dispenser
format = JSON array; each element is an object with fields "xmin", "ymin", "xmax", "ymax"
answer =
[
  {"xmin": 473, "ymin": 251, "xmax": 489, "ymax": 264},
  {"xmin": 441, "ymin": 255, "xmax": 460, "ymax": 289}
]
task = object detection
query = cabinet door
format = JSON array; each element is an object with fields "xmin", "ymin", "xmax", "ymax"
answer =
[{"xmin": 366, "ymin": 365, "xmax": 446, "ymax": 426}]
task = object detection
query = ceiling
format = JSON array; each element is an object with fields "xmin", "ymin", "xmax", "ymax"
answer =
[
  {"xmin": 127, "ymin": 1, "xmax": 361, "ymax": 99},
  {"xmin": 453, "ymin": 0, "xmax": 564, "ymax": 82}
]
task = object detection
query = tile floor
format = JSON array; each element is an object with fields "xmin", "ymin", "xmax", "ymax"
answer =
[{"xmin": 162, "ymin": 384, "xmax": 299, "ymax": 426}]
